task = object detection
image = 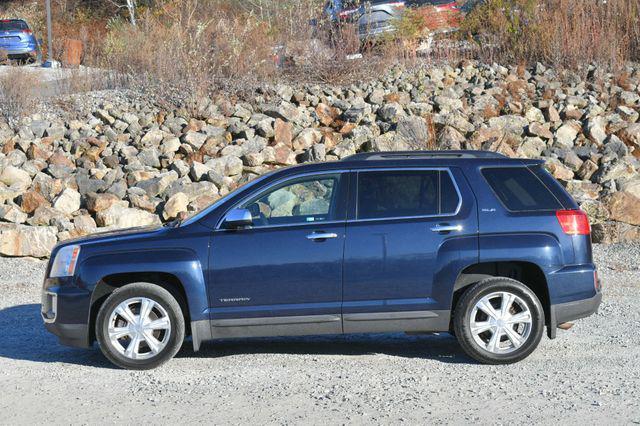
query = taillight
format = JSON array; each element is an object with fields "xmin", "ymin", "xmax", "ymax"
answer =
[
  {"xmin": 556, "ymin": 209, "xmax": 591, "ymax": 235},
  {"xmin": 22, "ymin": 29, "xmax": 33, "ymax": 34}
]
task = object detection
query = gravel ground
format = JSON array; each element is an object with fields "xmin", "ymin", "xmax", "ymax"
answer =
[{"xmin": 0, "ymin": 244, "xmax": 639, "ymax": 424}]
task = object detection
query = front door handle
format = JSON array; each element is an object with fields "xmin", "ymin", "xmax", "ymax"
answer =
[
  {"xmin": 306, "ymin": 232, "xmax": 338, "ymax": 241},
  {"xmin": 430, "ymin": 224, "xmax": 462, "ymax": 233}
]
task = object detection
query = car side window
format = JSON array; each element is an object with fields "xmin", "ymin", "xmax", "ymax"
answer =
[
  {"xmin": 357, "ymin": 170, "xmax": 459, "ymax": 220},
  {"xmin": 241, "ymin": 174, "xmax": 341, "ymax": 227}
]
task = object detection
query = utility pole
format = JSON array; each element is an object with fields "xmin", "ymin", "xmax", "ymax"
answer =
[{"xmin": 43, "ymin": 0, "xmax": 58, "ymax": 67}]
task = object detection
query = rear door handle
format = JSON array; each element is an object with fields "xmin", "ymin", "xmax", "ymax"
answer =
[
  {"xmin": 306, "ymin": 232, "xmax": 338, "ymax": 241},
  {"xmin": 430, "ymin": 224, "xmax": 462, "ymax": 233}
]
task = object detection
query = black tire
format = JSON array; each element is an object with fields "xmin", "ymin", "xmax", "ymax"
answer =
[
  {"xmin": 96, "ymin": 282, "xmax": 185, "ymax": 370},
  {"xmin": 454, "ymin": 277, "xmax": 544, "ymax": 365}
]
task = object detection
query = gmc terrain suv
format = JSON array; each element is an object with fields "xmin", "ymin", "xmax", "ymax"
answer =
[{"xmin": 42, "ymin": 151, "xmax": 602, "ymax": 369}]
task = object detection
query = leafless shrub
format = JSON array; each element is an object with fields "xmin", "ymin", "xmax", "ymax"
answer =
[{"xmin": 0, "ymin": 67, "xmax": 42, "ymax": 125}]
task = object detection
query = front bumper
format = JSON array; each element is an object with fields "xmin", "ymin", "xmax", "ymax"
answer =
[{"xmin": 41, "ymin": 280, "xmax": 92, "ymax": 348}]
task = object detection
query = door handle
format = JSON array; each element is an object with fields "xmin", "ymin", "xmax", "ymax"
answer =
[
  {"xmin": 306, "ymin": 232, "xmax": 338, "ymax": 241},
  {"xmin": 430, "ymin": 224, "xmax": 462, "ymax": 233}
]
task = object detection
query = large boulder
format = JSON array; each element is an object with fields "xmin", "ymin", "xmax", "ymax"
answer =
[
  {"xmin": 0, "ymin": 224, "xmax": 57, "ymax": 258},
  {"xmin": 95, "ymin": 204, "xmax": 161, "ymax": 229},
  {"xmin": 607, "ymin": 191, "xmax": 640, "ymax": 225},
  {"xmin": 52, "ymin": 188, "xmax": 81, "ymax": 215}
]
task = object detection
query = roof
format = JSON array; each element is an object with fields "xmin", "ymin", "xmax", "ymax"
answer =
[{"xmin": 342, "ymin": 150, "xmax": 508, "ymax": 161}]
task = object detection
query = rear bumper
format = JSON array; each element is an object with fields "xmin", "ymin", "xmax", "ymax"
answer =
[
  {"xmin": 552, "ymin": 292, "xmax": 602, "ymax": 325},
  {"xmin": 0, "ymin": 46, "xmax": 37, "ymax": 57}
]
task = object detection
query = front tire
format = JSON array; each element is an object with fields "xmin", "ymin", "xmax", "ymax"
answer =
[
  {"xmin": 96, "ymin": 283, "xmax": 185, "ymax": 370},
  {"xmin": 454, "ymin": 277, "xmax": 544, "ymax": 364}
]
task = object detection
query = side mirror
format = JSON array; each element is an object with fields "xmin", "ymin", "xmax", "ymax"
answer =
[
  {"xmin": 38, "ymin": 38, "xmax": 44, "ymax": 45},
  {"xmin": 222, "ymin": 208, "xmax": 253, "ymax": 229}
]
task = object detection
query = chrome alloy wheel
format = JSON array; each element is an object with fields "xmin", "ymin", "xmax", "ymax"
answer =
[
  {"xmin": 107, "ymin": 297, "xmax": 172, "ymax": 360},
  {"xmin": 470, "ymin": 291, "xmax": 533, "ymax": 354}
]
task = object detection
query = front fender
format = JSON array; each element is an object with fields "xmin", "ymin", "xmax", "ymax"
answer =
[{"xmin": 76, "ymin": 248, "xmax": 209, "ymax": 324}]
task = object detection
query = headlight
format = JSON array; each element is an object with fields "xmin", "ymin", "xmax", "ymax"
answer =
[{"xmin": 50, "ymin": 245, "xmax": 81, "ymax": 278}]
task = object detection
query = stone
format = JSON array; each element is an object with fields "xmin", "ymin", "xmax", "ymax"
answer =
[
  {"xmin": 242, "ymin": 152, "xmax": 264, "ymax": 167},
  {"xmin": 577, "ymin": 159, "xmax": 599, "ymax": 180},
  {"xmin": 543, "ymin": 105, "xmax": 561, "ymax": 122},
  {"xmin": 488, "ymin": 115, "xmax": 528, "ymax": 135},
  {"xmin": 271, "ymin": 143, "xmax": 296, "ymax": 165},
  {"xmin": 585, "ymin": 118, "xmax": 607, "ymax": 145},
  {"xmin": 0, "ymin": 166, "xmax": 31, "ymax": 189},
  {"xmin": 19, "ymin": 191, "xmax": 50, "ymax": 214},
  {"xmin": 163, "ymin": 192, "xmax": 189, "ymax": 220},
  {"xmin": 608, "ymin": 191, "xmax": 640, "ymax": 225},
  {"xmin": 516, "ymin": 137, "xmax": 546, "ymax": 158},
  {"xmin": 377, "ymin": 103, "xmax": 405, "ymax": 123},
  {"xmin": 437, "ymin": 126, "xmax": 465, "ymax": 150},
  {"xmin": 85, "ymin": 192, "xmax": 122, "ymax": 213},
  {"xmin": 301, "ymin": 144, "xmax": 326, "ymax": 162},
  {"xmin": 293, "ymin": 128, "xmax": 322, "ymax": 151},
  {"xmin": 73, "ymin": 215, "xmax": 97, "ymax": 236},
  {"xmin": 546, "ymin": 158, "xmax": 574, "ymax": 181},
  {"xmin": 52, "ymin": 188, "xmax": 81, "ymax": 215},
  {"xmin": 0, "ymin": 224, "xmax": 57, "ymax": 258},
  {"xmin": 0, "ymin": 203, "xmax": 28, "ymax": 223},
  {"xmin": 527, "ymin": 122, "xmax": 553, "ymax": 140},
  {"xmin": 619, "ymin": 123, "xmax": 640, "ymax": 157},
  {"xmin": 397, "ymin": 117, "xmax": 431, "ymax": 149},
  {"xmin": 95, "ymin": 204, "xmax": 161, "ymax": 229},
  {"xmin": 315, "ymin": 103, "xmax": 338, "ymax": 126},
  {"xmin": 554, "ymin": 121, "xmax": 581, "ymax": 148},
  {"xmin": 273, "ymin": 118, "xmax": 293, "ymax": 147},
  {"xmin": 141, "ymin": 128, "xmax": 166, "ymax": 145},
  {"xmin": 190, "ymin": 162, "xmax": 211, "ymax": 182},
  {"xmin": 181, "ymin": 131, "xmax": 208, "ymax": 150},
  {"xmin": 367, "ymin": 132, "xmax": 413, "ymax": 152}
]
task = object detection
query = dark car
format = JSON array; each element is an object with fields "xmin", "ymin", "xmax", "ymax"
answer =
[
  {"xmin": 42, "ymin": 151, "xmax": 602, "ymax": 369},
  {"xmin": 0, "ymin": 19, "xmax": 41, "ymax": 63}
]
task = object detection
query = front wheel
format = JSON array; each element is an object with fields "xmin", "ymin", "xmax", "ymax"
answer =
[
  {"xmin": 96, "ymin": 283, "xmax": 185, "ymax": 370},
  {"xmin": 454, "ymin": 277, "xmax": 544, "ymax": 364}
]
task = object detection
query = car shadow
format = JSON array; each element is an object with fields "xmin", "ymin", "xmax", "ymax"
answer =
[
  {"xmin": 0, "ymin": 303, "xmax": 114, "ymax": 368},
  {"xmin": 0, "ymin": 304, "xmax": 476, "ymax": 367},
  {"xmin": 185, "ymin": 333, "xmax": 476, "ymax": 365}
]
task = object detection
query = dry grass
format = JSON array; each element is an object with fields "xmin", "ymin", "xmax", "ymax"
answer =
[
  {"xmin": 461, "ymin": 0, "xmax": 640, "ymax": 69},
  {"xmin": 0, "ymin": 67, "xmax": 42, "ymax": 125},
  {"xmin": 2, "ymin": 0, "xmax": 640, "ymax": 106}
]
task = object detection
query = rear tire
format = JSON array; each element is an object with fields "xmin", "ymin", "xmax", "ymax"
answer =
[
  {"xmin": 454, "ymin": 277, "xmax": 544, "ymax": 364},
  {"xmin": 96, "ymin": 283, "xmax": 185, "ymax": 370}
]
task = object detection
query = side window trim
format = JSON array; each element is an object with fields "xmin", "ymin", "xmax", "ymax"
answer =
[
  {"xmin": 351, "ymin": 167, "xmax": 462, "ymax": 223},
  {"xmin": 214, "ymin": 170, "xmax": 349, "ymax": 231}
]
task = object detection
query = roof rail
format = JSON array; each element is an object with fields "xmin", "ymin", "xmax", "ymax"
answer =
[{"xmin": 342, "ymin": 150, "xmax": 508, "ymax": 161}]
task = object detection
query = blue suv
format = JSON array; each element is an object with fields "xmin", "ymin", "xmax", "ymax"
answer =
[
  {"xmin": 41, "ymin": 151, "xmax": 602, "ymax": 369},
  {"xmin": 0, "ymin": 19, "xmax": 41, "ymax": 63}
]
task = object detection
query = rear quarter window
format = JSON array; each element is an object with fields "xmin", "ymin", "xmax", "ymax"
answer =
[{"xmin": 482, "ymin": 167, "xmax": 561, "ymax": 211}]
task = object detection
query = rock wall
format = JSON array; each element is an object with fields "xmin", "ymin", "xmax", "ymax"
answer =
[{"xmin": 2, "ymin": 62, "xmax": 640, "ymax": 257}]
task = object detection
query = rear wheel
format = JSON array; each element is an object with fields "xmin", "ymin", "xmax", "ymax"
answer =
[
  {"xmin": 96, "ymin": 283, "xmax": 185, "ymax": 370},
  {"xmin": 454, "ymin": 277, "xmax": 544, "ymax": 364}
]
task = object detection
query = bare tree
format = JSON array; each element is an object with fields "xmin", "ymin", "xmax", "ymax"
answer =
[{"xmin": 108, "ymin": 0, "xmax": 138, "ymax": 25}]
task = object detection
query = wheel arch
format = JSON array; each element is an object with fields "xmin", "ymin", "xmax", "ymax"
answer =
[
  {"xmin": 76, "ymin": 249, "xmax": 209, "ymax": 349},
  {"xmin": 451, "ymin": 261, "xmax": 551, "ymax": 334}
]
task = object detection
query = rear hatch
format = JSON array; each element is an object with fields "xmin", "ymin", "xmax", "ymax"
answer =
[{"xmin": 0, "ymin": 20, "xmax": 31, "ymax": 50}]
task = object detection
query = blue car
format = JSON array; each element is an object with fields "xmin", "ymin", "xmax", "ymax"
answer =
[
  {"xmin": 42, "ymin": 151, "xmax": 602, "ymax": 369},
  {"xmin": 0, "ymin": 19, "xmax": 41, "ymax": 63}
]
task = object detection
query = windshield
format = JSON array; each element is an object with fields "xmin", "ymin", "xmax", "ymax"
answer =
[
  {"xmin": 179, "ymin": 171, "xmax": 275, "ymax": 227},
  {"xmin": 0, "ymin": 20, "xmax": 29, "ymax": 31}
]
